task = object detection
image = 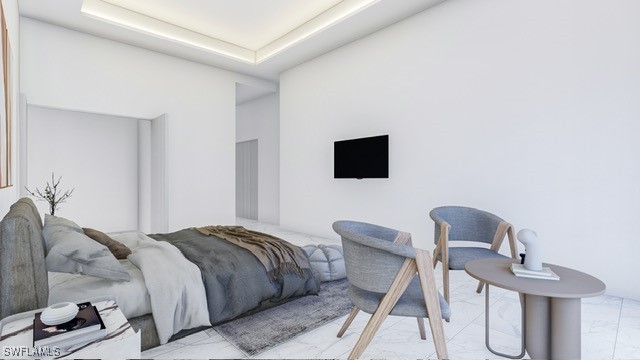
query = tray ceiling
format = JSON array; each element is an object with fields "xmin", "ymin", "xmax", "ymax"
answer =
[{"xmin": 19, "ymin": 0, "xmax": 446, "ymax": 81}]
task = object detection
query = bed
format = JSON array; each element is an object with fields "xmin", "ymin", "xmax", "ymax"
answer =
[{"xmin": 0, "ymin": 198, "xmax": 339, "ymax": 350}]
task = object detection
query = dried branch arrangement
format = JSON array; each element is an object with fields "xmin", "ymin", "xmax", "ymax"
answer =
[{"xmin": 25, "ymin": 173, "xmax": 74, "ymax": 216}]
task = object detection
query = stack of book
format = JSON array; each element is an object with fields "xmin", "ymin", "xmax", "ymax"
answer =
[
  {"xmin": 510, "ymin": 263, "xmax": 560, "ymax": 281},
  {"xmin": 33, "ymin": 302, "xmax": 106, "ymax": 350}
]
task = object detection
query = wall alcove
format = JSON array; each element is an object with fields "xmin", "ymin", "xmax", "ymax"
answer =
[{"xmin": 19, "ymin": 95, "xmax": 167, "ymax": 233}]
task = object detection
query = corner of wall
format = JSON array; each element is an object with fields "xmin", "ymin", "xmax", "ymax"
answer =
[{"xmin": 0, "ymin": 0, "xmax": 20, "ymax": 215}]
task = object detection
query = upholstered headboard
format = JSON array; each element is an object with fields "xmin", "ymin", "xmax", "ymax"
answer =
[{"xmin": 0, "ymin": 197, "xmax": 49, "ymax": 319}]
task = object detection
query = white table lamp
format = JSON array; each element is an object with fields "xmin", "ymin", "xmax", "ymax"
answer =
[{"xmin": 517, "ymin": 228, "xmax": 542, "ymax": 271}]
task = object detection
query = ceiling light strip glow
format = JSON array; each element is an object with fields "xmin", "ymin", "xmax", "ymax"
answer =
[
  {"xmin": 256, "ymin": 0, "xmax": 380, "ymax": 64},
  {"xmin": 81, "ymin": 0, "xmax": 379, "ymax": 65},
  {"xmin": 81, "ymin": 0, "xmax": 255, "ymax": 64}
]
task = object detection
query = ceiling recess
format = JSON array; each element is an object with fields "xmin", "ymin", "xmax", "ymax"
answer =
[{"xmin": 81, "ymin": 0, "xmax": 381, "ymax": 65}]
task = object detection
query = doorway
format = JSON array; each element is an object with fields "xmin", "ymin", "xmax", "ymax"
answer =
[{"xmin": 236, "ymin": 139, "xmax": 258, "ymax": 220}]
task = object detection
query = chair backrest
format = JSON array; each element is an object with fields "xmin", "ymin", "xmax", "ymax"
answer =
[
  {"xmin": 430, "ymin": 206, "xmax": 504, "ymax": 245},
  {"xmin": 0, "ymin": 197, "xmax": 49, "ymax": 319},
  {"xmin": 333, "ymin": 220, "xmax": 416, "ymax": 293}
]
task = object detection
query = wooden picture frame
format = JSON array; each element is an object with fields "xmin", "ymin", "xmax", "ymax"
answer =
[{"xmin": 0, "ymin": 2, "xmax": 12, "ymax": 188}]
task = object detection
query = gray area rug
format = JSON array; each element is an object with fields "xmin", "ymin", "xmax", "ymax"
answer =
[{"xmin": 213, "ymin": 279, "xmax": 351, "ymax": 356}]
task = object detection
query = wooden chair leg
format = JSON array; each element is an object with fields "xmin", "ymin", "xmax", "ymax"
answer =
[
  {"xmin": 416, "ymin": 249, "xmax": 449, "ymax": 360},
  {"xmin": 348, "ymin": 259, "xmax": 417, "ymax": 360},
  {"xmin": 417, "ymin": 317, "xmax": 426, "ymax": 340},
  {"xmin": 440, "ymin": 228, "xmax": 450, "ymax": 305},
  {"xmin": 337, "ymin": 307, "xmax": 360, "ymax": 338},
  {"xmin": 507, "ymin": 225, "xmax": 519, "ymax": 259},
  {"xmin": 443, "ymin": 264, "xmax": 450, "ymax": 305},
  {"xmin": 432, "ymin": 242, "xmax": 441, "ymax": 268}
]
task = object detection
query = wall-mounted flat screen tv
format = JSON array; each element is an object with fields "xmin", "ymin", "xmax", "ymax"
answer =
[{"xmin": 334, "ymin": 135, "xmax": 389, "ymax": 179}]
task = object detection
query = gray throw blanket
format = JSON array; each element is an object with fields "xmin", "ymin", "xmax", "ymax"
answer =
[
  {"xmin": 196, "ymin": 225, "xmax": 313, "ymax": 282},
  {"xmin": 149, "ymin": 228, "xmax": 319, "ymax": 325}
]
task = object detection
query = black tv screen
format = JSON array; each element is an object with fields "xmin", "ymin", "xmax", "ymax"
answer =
[{"xmin": 334, "ymin": 135, "xmax": 389, "ymax": 179}]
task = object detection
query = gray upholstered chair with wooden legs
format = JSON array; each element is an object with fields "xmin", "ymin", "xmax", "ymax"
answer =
[
  {"xmin": 430, "ymin": 206, "xmax": 518, "ymax": 303},
  {"xmin": 333, "ymin": 220, "xmax": 450, "ymax": 360}
]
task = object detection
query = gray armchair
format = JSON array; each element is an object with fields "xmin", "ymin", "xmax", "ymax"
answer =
[
  {"xmin": 430, "ymin": 206, "xmax": 518, "ymax": 303},
  {"xmin": 333, "ymin": 220, "xmax": 449, "ymax": 360}
]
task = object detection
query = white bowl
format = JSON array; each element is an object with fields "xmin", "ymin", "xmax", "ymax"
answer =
[{"xmin": 41, "ymin": 302, "xmax": 79, "ymax": 326}]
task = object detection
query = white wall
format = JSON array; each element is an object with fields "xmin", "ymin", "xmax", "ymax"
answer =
[
  {"xmin": 236, "ymin": 93, "xmax": 280, "ymax": 224},
  {"xmin": 0, "ymin": 0, "xmax": 20, "ymax": 216},
  {"xmin": 20, "ymin": 18, "xmax": 275, "ymax": 230},
  {"xmin": 26, "ymin": 106, "xmax": 139, "ymax": 232},
  {"xmin": 280, "ymin": 0, "xmax": 640, "ymax": 299}
]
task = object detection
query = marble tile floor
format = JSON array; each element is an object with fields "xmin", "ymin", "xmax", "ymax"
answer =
[
  {"xmin": 142, "ymin": 222, "xmax": 640, "ymax": 359},
  {"xmin": 142, "ymin": 278, "xmax": 640, "ymax": 359}
]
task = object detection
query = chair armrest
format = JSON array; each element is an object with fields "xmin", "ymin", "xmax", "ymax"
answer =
[
  {"xmin": 489, "ymin": 221, "xmax": 518, "ymax": 259},
  {"xmin": 506, "ymin": 224, "xmax": 518, "ymax": 259},
  {"xmin": 334, "ymin": 221, "xmax": 417, "ymax": 259},
  {"xmin": 431, "ymin": 220, "xmax": 450, "ymax": 268},
  {"xmin": 430, "ymin": 212, "xmax": 448, "ymax": 227},
  {"xmin": 438, "ymin": 221, "xmax": 450, "ymax": 246},
  {"xmin": 393, "ymin": 231, "xmax": 412, "ymax": 246},
  {"xmin": 430, "ymin": 212, "xmax": 450, "ymax": 245},
  {"xmin": 379, "ymin": 241, "xmax": 418, "ymax": 259}
]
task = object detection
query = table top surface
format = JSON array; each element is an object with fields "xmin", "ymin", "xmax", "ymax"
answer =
[{"xmin": 465, "ymin": 258, "xmax": 606, "ymax": 298}]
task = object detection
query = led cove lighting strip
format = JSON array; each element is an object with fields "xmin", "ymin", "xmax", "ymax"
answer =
[
  {"xmin": 81, "ymin": 0, "xmax": 380, "ymax": 65},
  {"xmin": 81, "ymin": 0, "xmax": 255, "ymax": 63},
  {"xmin": 256, "ymin": 0, "xmax": 380, "ymax": 63}
]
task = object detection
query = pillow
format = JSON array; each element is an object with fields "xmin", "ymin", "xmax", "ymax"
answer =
[
  {"xmin": 83, "ymin": 227, "xmax": 132, "ymax": 260},
  {"xmin": 43, "ymin": 215, "xmax": 130, "ymax": 282},
  {"xmin": 302, "ymin": 244, "xmax": 346, "ymax": 282}
]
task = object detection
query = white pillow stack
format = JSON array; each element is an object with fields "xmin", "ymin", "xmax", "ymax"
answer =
[{"xmin": 43, "ymin": 214, "xmax": 130, "ymax": 282}]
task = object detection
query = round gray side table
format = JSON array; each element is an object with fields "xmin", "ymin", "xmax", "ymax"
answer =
[{"xmin": 465, "ymin": 258, "xmax": 605, "ymax": 359}]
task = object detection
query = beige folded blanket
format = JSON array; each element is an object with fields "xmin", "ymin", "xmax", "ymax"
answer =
[{"xmin": 196, "ymin": 225, "xmax": 312, "ymax": 282}]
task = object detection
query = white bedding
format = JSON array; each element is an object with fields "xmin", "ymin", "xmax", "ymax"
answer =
[
  {"xmin": 121, "ymin": 231, "xmax": 210, "ymax": 344},
  {"xmin": 46, "ymin": 221, "xmax": 337, "ymax": 344},
  {"xmin": 48, "ymin": 231, "xmax": 210, "ymax": 345},
  {"xmin": 48, "ymin": 259, "xmax": 152, "ymax": 319}
]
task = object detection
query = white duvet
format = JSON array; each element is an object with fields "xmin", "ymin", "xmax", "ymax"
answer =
[
  {"xmin": 48, "ymin": 259, "xmax": 153, "ymax": 319},
  {"xmin": 48, "ymin": 232, "xmax": 211, "ymax": 344}
]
